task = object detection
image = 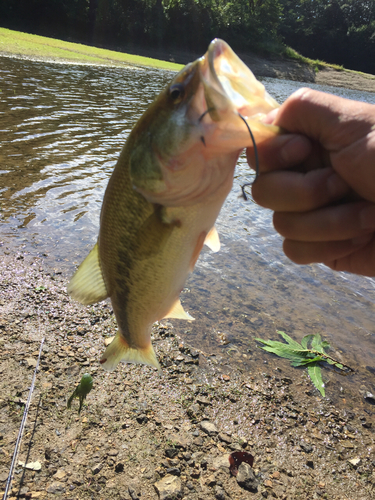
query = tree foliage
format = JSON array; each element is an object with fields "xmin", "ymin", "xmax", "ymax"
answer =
[{"xmin": 0, "ymin": 0, "xmax": 374, "ymax": 73}]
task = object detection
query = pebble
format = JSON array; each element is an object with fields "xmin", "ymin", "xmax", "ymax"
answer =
[
  {"xmin": 154, "ymin": 474, "xmax": 182, "ymax": 500},
  {"xmin": 348, "ymin": 457, "xmax": 362, "ymax": 467},
  {"xmin": 236, "ymin": 462, "xmax": 258, "ymax": 492},
  {"xmin": 200, "ymin": 421, "xmax": 218, "ymax": 435}
]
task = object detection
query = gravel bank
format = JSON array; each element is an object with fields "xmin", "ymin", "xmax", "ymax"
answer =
[{"xmin": 0, "ymin": 253, "xmax": 374, "ymax": 500}]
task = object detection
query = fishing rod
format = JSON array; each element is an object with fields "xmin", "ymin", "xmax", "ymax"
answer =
[{"xmin": 2, "ymin": 337, "xmax": 45, "ymax": 500}]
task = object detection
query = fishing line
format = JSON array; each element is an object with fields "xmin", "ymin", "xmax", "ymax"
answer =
[
  {"xmin": 2, "ymin": 336, "xmax": 45, "ymax": 500},
  {"xmin": 238, "ymin": 112, "xmax": 259, "ymax": 201},
  {"xmin": 198, "ymin": 108, "xmax": 214, "ymax": 122}
]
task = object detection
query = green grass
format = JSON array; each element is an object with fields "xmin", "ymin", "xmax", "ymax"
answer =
[
  {"xmin": 282, "ymin": 46, "xmax": 344, "ymax": 73},
  {"xmin": 0, "ymin": 27, "xmax": 184, "ymax": 71}
]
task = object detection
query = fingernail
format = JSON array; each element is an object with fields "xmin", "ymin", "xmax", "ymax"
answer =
[
  {"xmin": 326, "ymin": 172, "xmax": 349, "ymax": 199},
  {"xmin": 280, "ymin": 135, "xmax": 312, "ymax": 166},
  {"xmin": 360, "ymin": 205, "xmax": 375, "ymax": 229}
]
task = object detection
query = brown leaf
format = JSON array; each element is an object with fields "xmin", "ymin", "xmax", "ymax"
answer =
[{"xmin": 229, "ymin": 451, "xmax": 254, "ymax": 476}]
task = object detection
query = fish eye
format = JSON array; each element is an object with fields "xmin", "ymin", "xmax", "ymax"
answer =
[{"xmin": 169, "ymin": 84, "xmax": 185, "ymax": 102}]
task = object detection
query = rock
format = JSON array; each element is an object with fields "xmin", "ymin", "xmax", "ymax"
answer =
[
  {"xmin": 107, "ymin": 449, "xmax": 119, "ymax": 456},
  {"xmin": 53, "ymin": 469, "xmax": 66, "ymax": 480},
  {"xmin": 236, "ymin": 462, "xmax": 258, "ymax": 492},
  {"xmin": 206, "ymin": 474, "xmax": 216, "ymax": 487},
  {"xmin": 46, "ymin": 481, "xmax": 65, "ymax": 494},
  {"xmin": 136, "ymin": 414, "xmax": 148, "ymax": 424},
  {"xmin": 115, "ymin": 463, "xmax": 124, "ymax": 473},
  {"xmin": 166, "ymin": 467, "xmax": 180, "ymax": 476},
  {"xmin": 214, "ymin": 485, "xmax": 226, "ymax": 499},
  {"xmin": 300, "ymin": 442, "xmax": 313, "ymax": 453},
  {"xmin": 25, "ymin": 357, "xmax": 37, "ymax": 369},
  {"xmin": 364, "ymin": 392, "xmax": 375, "ymax": 405},
  {"xmin": 91, "ymin": 463, "xmax": 103, "ymax": 474},
  {"xmin": 200, "ymin": 421, "xmax": 218, "ymax": 435},
  {"xmin": 211, "ymin": 455, "xmax": 230, "ymax": 471},
  {"xmin": 348, "ymin": 457, "xmax": 362, "ymax": 468},
  {"xmin": 218, "ymin": 432, "xmax": 232, "ymax": 444},
  {"xmin": 165, "ymin": 448, "xmax": 179, "ymax": 459},
  {"xmin": 165, "ymin": 432, "xmax": 191, "ymax": 449},
  {"xmin": 154, "ymin": 474, "xmax": 182, "ymax": 499},
  {"xmin": 128, "ymin": 486, "xmax": 139, "ymax": 500}
]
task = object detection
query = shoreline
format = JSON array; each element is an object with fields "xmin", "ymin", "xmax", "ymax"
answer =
[
  {"xmin": 0, "ymin": 253, "xmax": 374, "ymax": 499},
  {"xmin": 1, "ymin": 30, "xmax": 375, "ymax": 93}
]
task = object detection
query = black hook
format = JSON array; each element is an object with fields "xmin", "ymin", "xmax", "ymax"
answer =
[{"xmin": 238, "ymin": 113, "xmax": 259, "ymax": 201}]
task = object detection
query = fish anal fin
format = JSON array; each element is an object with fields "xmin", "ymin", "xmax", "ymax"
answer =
[
  {"xmin": 99, "ymin": 332, "xmax": 161, "ymax": 372},
  {"xmin": 67, "ymin": 243, "xmax": 108, "ymax": 305},
  {"xmin": 204, "ymin": 226, "xmax": 220, "ymax": 252},
  {"xmin": 163, "ymin": 298, "xmax": 194, "ymax": 321}
]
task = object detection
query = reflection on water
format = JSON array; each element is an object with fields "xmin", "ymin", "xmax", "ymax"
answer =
[{"xmin": 1, "ymin": 57, "xmax": 375, "ymax": 408}]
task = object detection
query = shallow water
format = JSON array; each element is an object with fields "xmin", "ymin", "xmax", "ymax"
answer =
[{"xmin": 1, "ymin": 57, "xmax": 375, "ymax": 407}]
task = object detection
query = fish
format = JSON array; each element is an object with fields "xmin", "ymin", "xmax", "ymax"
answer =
[{"xmin": 68, "ymin": 38, "xmax": 279, "ymax": 372}]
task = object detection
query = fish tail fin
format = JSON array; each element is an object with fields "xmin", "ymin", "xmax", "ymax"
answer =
[{"xmin": 99, "ymin": 331, "xmax": 161, "ymax": 372}]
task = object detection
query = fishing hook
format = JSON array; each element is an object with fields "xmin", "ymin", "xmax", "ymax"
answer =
[{"xmin": 238, "ymin": 113, "xmax": 259, "ymax": 201}]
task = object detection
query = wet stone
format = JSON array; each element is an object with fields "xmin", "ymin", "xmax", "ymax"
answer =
[{"xmin": 236, "ymin": 462, "xmax": 258, "ymax": 492}]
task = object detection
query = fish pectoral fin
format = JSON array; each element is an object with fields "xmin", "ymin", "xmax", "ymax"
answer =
[
  {"xmin": 204, "ymin": 226, "xmax": 220, "ymax": 252},
  {"xmin": 163, "ymin": 299, "xmax": 195, "ymax": 321},
  {"xmin": 100, "ymin": 332, "xmax": 161, "ymax": 372},
  {"xmin": 135, "ymin": 206, "xmax": 179, "ymax": 260},
  {"xmin": 67, "ymin": 243, "xmax": 108, "ymax": 305}
]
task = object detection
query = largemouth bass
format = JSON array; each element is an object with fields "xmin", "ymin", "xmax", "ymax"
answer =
[{"xmin": 68, "ymin": 39, "xmax": 279, "ymax": 372}]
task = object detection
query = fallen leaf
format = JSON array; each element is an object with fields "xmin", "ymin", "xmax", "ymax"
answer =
[
  {"xmin": 18, "ymin": 460, "xmax": 42, "ymax": 471},
  {"xmin": 229, "ymin": 451, "xmax": 254, "ymax": 476}
]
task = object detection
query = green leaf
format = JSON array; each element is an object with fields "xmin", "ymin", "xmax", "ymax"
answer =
[
  {"xmin": 301, "ymin": 334, "xmax": 315, "ymax": 349},
  {"xmin": 311, "ymin": 333, "xmax": 323, "ymax": 350},
  {"xmin": 308, "ymin": 364, "xmax": 325, "ymax": 397},
  {"xmin": 291, "ymin": 356, "xmax": 324, "ymax": 367},
  {"xmin": 277, "ymin": 331, "xmax": 302, "ymax": 349}
]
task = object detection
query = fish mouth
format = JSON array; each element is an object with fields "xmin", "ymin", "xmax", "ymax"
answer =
[{"xmin": 199, "ymin": 39, "xmax": 278, "ymax": 122}]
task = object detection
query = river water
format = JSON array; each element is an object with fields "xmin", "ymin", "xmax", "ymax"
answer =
[{"xmin": 1, "ymin": 57, "xmax": 375, "ymax": 408}]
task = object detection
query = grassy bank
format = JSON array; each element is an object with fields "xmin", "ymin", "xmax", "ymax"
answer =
[{"xmin": 0, "ymin": 27, "xmax": 183, "ymax": 70}]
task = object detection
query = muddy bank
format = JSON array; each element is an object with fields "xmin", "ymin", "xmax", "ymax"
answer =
[{"xmin": 0, "ymin": 253, "xmax": 374, "ymax": 500}]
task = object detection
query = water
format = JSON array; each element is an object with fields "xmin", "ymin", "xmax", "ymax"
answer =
[{"xmin": 1, "ymin": 57, "xmax": 375, "ymax": 408}]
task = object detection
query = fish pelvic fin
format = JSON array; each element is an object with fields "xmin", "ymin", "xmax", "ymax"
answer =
[
  {"xmin": 99, "ymin": 332, "xmax": 161, "ymax": 372},
  {"xmin": 204, "ymin": 226, "xmax": 220, "ymax": 252},
  {"xmin": 163, "ymin": 298, "xmax": 195, "ymax": 321},
  {"xmin": 67, "ymin": 243, "xmax": 108, "ymax": 305}
]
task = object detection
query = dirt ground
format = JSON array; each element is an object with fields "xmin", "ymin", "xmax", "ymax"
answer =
[{"xmin": 0, "ymin": 253, "xmax": 374, "ymax": 500}]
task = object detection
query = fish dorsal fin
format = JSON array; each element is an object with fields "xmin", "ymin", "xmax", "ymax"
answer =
[
  {"xmin": 67, "ymin": 243, "xmax": 109, "ymax": 305},
  {"xmin": 163, "ymin": 299, "xmax": 195, "ymax": 321},
  {"xmin": 204, "ymin": 226, "xmax": 220, "ymax": 252}
]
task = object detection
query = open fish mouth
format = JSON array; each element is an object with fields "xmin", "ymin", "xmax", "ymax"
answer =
[{"xmin": 199, "ymin": 38, "xmax": 279, "ymax": 122}]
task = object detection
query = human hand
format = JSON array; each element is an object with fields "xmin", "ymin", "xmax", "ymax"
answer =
[{"xmin": 247, "ymin": 88, "xmax": 375, "ymax": 276}]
